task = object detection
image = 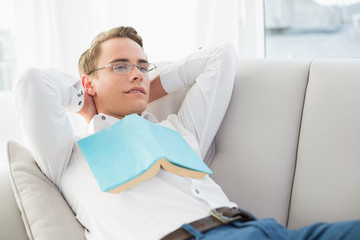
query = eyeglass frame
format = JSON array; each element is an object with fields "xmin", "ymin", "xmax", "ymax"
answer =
[{"xmin": 87, "ymin": 61, "xmax": 157, "ymax": 75}]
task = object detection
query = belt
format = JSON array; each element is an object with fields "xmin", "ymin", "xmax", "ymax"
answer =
[{"xmin": 161, "ymin": 207, "xmax": 255, "ymax": 240}]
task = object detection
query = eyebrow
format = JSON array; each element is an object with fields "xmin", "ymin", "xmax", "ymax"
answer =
[{"xmin": 109, "ymin": 58, "xmax": 149, "ymax": 64}]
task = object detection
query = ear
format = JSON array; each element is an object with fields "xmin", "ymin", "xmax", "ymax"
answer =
[{"xmin": 81, "ymin": 74, "xmax": 96, "ymax": 96}]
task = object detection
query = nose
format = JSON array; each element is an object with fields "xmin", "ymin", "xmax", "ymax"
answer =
[{"xmin": 129, "ymin": 65, "xmax": 144, "ymax": 82}]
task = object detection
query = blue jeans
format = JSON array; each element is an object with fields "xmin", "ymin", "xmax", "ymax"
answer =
[{"xmin": 181, "ymin": 218, "xmax": 360, "ymax": 240}]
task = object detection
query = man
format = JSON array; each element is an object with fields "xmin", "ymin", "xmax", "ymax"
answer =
[{"xmin": 15, "ymin": 26, "xmax": 359, "ymax": 239}]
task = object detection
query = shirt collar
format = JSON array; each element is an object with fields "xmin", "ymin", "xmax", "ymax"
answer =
[{"xmin": 88, "ymin": 112, "xmax": 158, "ymax": 134}]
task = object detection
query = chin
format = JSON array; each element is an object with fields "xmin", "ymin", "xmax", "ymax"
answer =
[{"xmin": 128, "ymin": 105, "xmax": 147, "ymax": 115}]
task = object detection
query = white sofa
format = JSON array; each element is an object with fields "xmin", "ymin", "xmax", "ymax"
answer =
[{"xmin": 1, "ymin": 58, "xmax": 360, "ymax": 239}]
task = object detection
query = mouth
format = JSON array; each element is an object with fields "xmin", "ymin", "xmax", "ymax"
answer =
[{"xmin": 125, "ymin": 87, "xmax": 146, "ymax": 95}]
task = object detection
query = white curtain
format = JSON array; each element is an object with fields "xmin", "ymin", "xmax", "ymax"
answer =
[
  {"xmin": 1, "ymin": 0, "xmax": 265, "ymax": 165},
  {"xmin": 10, "ymin": 0, "xmax": 243, "ymax": 78}
]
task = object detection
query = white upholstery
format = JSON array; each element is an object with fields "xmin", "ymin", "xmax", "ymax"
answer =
[
  {"xmin": 210, "ymin": 59, "xmax": 311, "ymax": 225},
  {"xmin": 1, "ymin": 58, "xmax": 360, "ymax": 239},
  {"xmin": 149, "ymin": 58, "xmax": 360, "ymax": 227},
  {"xmin": 288, "ymin": 59, "xmax": 360, "ymax": 228}
]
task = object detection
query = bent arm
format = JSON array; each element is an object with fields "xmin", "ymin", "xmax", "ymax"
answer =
[
  {"xmin": 13, "ymin": 68, "xmax": 84, "ymax": 186},
  {"xmin": 159, "ymin": 44, "xmax": 237, "ymax": 162}
]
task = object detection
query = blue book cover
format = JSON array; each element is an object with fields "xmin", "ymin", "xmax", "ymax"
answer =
[{"xmin": 77, "ymin": 114, "xmax": 212, "ymax": 193}]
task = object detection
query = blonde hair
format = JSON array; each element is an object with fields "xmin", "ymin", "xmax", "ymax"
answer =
[{"xmin": 78, "ymin": 26, "xmax": 143, "ymax": 77}]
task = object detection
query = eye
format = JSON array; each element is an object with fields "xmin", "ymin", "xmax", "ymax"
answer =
[
  {"xmin": 113, "ymin": 62, "xmax": 128, "ymax": 72},
  {"xmin": 138, "ymin": 64, "xmax": 149, "ymax": 72}
]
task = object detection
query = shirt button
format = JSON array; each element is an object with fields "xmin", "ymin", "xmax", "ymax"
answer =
[
  {"xmin": 195, "ymin": 189, "xmax": 200, "ymax": 194},
  {"xmin": 101, "ymin": 116, "xmax": 106, "ymax": 120}
]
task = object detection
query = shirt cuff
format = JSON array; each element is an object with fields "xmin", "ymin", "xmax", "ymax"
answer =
[{"xmin": 65, "ymin": 81, "xmax": 84, "ymax": 112}]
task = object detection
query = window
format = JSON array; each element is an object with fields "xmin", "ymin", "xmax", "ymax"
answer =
[
  {"xmin": 0, "ymin": 1, "xmax": 15, "ymax": 92},
  {"xmin": 264, "ymin": 0, "xmax": 360, "ymax": 58},
  {"xmin": 0, "ymin": 29, "xmax": 15, "ymax": 91}
]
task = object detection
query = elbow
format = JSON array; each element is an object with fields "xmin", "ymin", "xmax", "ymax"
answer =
[
  {"xmin": 217, "ymin": 43, "xmax": 238, "ymax": 70},
  {"xmin": 14, "ymin": 68, "xmax": 46, "ymax": 96},
  {"xmin": 14, "ymin": 68, "xmax": 59, "ymax": 102},
  {"xmin": 213, "ymin": 43, "xmax": 238, "ymax": 84}
]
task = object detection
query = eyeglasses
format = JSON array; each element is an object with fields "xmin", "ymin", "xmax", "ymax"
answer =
[{"xmin": 88, "ymin": 61, "xmax": 157, "ymax": 75}]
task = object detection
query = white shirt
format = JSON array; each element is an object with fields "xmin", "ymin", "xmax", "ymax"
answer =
[{"xmin": 14, "ymin": 44, "xmax": 238, "ymax": 240}]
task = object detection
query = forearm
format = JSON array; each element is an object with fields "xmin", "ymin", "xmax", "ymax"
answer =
[{"xmin": 149, "ymin": 75, "xmax": 167, "ymax": 103}]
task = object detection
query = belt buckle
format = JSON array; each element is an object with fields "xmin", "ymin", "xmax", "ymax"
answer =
[{"xmin": 210, "ymin": 208, "xmax": 242, "ymax": 224}]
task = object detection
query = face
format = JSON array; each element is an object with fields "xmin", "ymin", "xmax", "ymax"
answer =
[{"xmin": 84, "ymin": 38, "xmax": 150, "ymax": 119}]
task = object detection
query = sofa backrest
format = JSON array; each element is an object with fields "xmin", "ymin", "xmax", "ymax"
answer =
[
  {"xmin": 147, "ymin": 59, "xmax": 311, "ymax": 226},
  {"xmin": 147, "ymin": 58, "xmax": 360, "ymax": 228},
  {"xmin": 288, "ymin": 59, "xmax": 360, "ymax": 228},
  {"xmin": 210, "ymin": 59, "xmax": 311, "ymax": 226}
]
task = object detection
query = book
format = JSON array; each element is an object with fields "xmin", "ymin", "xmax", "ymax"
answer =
[{"xmin": 77, "ymin": 114, "xmax": 212, "ymax": 193}]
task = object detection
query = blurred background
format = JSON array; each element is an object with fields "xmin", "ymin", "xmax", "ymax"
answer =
[{"xmin": 0, "ymin": 0, "xmax": 359, "ymax": 167}]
